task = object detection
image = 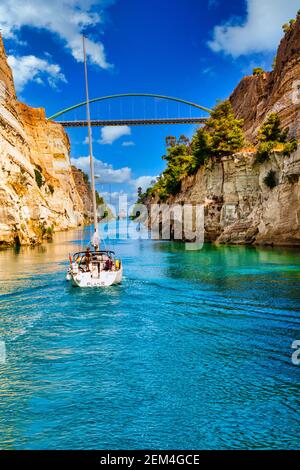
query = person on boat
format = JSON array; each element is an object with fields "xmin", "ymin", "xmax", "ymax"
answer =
[
  {"xmin": 84, "ymin": 246, "xmax": 91, "ymax": 271},
  {"xmin": 104, "ymin": 258, "xmax": 113, "ymax": 271},
  {"xmin": 91, "ymin": 228, "xmax": 100, "ymax": 250}
]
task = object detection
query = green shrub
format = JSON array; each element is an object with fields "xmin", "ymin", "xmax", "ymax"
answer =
[
  {"xmin": 253, "ymin": 67, "xmax": 264, "ymax": 76},
  {"xmin": 282, "ymin": 19, "xmax": 296, "ymax": 34},
  {"xmin": 34, "ymin": 168, "xmax": 43, "ymax": 188},
  {"xmin": 46, "ymin": 226, "xmax": 54, "ymax": 240},
  {"xmin": 255, "ymin": 113, "xmax": 298, "ymax": 163},
  {"xmin": 256, "ymin": 141, "xmax": 276, "ymax": 163},
  {"xmin": 258, "ymin": 113, "xmax": 288, "ymax": 143},
  {"xmin": 37, "ymin": 222, "xmax": 53, "ymax": 239},
  {"xmin": 263, "ymin": 170, "xmax": 278, "ymax": 189},
  {"xmin": 283, "ymin": 139, "xmax": 298, "ymax": 157}
]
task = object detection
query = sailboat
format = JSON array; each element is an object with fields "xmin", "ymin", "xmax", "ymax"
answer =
[{"xmin": 66, "ymin": 36, "xmax": 123, "ymax": 288}]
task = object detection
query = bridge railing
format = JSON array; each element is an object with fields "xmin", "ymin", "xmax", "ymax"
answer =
[{"xmin": 56, "ymin": 117, "xmax": 208, "ymax": 127}]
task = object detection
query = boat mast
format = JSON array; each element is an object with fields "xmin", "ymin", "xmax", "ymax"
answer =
[{"xmin": 82, "ymin": 35, "xmax": 98, "ymax": 236}]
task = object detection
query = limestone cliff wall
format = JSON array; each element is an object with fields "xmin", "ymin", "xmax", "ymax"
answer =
[
  {"xmin": 155, "ymin": 150, "xmax": 299, "ymax": 246},
  {"xmin": 71, "ymin": 166, "xmax": 93, "ymax": 218},
  {"xmin": 0, "ymin": 34, "xmax": 86, "ymax": 246},
  {"xmin": 230, "ymin": 16, "xmax": 300, "ymax": 142}
]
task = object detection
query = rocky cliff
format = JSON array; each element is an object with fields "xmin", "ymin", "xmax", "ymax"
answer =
[
  {"xmin": 146, "ymin": 18, "xmax": 300, "ymax": 247},
  {"xmin": 71, "ymin": 166, "xmax": 93, "ymax": 218},
  {"xmin": 230, "ymin": 17, "xmax": 300, "ymax": 143},
  {"xmin": 153, "ymin": 149, "xmax": 300, "ymax": 246},
  {"xmin": 0, "ymin": 34, "xmax": 87, "ymax": 246}
]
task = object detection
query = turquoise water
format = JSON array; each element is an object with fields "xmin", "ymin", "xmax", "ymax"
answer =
[{"xmin": 0, "ymin": 227, "xmax": 299, "ymax": 449}]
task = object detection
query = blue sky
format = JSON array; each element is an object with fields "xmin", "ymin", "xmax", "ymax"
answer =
[{"xmin": 1, "ymin": 0, "xmax": 299, "ymax": 204}]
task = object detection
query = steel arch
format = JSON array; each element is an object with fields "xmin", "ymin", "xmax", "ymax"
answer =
[{"xmin": 47, "ymin": 93, "xmax": 211, "ymax": 120}]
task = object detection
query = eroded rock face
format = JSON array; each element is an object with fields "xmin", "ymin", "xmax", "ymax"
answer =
[
  {"xmin": 146, "ymin": 150, "xmax": 300, "ymax": 246},
  {"xmin": 216, "ymin": 150, "xmax": 300, "ymax": 246},
  {"xmin": 71, "ymin": 166, "xmax": 93, "ymax": 218},
  {"xmin": 230, "ymin": 17, "xmax": 300, "ymax": 142},
  {"xmin": 0, "ymin": 34, "xmax": 86, "ymax": 246}
]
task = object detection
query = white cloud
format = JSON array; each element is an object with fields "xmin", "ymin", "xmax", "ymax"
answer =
[
  {"xmin": 101, "ymin": 191, "xmax": 123, "ymax": 200},
  {"xmin": 71, "ymin": 156, "xmax": 132, "ymax": 183},
  {"xmin": 208, "ymin": 0, "xmax": 300, "ymax": 57},
  {"xmin": 0, "ymin": 0, "xmax": 112, "ymax": 69},
  {"xmin": 131, "ymin": 175, "xmax": 158, "ymax": 192},
  {"xmin": 122, "ymin": 141, "xmax": 135, "ymax": 147},
  {"xmin": 101, "ymin": 190, "xmax": 137, "ymax": 206},
  {"xmin": 7, "ymin": 54, "xmax": 67, "ymax": 91},
  {"xmin": 99, "ymin": 125, "xmax": 131, "ymax": 145}
]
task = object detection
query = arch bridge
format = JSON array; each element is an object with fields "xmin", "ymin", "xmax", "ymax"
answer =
[{"xmin": 47, "ymin": 93, "xmax": 211, "ymax": 127}]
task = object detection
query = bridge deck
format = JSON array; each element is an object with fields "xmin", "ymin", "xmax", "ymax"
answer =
[{"xmin": 55, "ymin": 117, "xmax": 208, "ymax": 127}]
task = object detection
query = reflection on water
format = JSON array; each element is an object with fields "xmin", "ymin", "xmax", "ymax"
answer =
[{"xmin": 0, "ymin": 228, "xmax": 300, "ymax": 449}]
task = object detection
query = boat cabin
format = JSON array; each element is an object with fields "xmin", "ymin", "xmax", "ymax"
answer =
[{"xmin": 72, "ymin": 250, "xmax": 121, "ymax": 276}]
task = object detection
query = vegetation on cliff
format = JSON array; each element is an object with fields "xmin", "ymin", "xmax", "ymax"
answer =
[
  {"xmin": 282, "ymin": 10, "xmax": 300, "ymax": 34},
  {"xmin": 139, "ymin": 106, "xmax": 298, "ymax": 204},
  {"xmin": 34, "ymin": 165, "xmax": 43, "ymax": 188},
  {"xmin": 252, "ymin": 67, "xmax": 265, "ymax": 76},
  {"xmin": 255, "ymin": 113, "xmax": 298, "ymax": 163},
  {"xmin": 139, "ymin": 100, "xmax": 245, "ymax": 202}
]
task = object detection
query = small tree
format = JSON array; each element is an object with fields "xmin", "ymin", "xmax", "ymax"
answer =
[
  {"xmin": 137, "ymin": 186, "xmax": 143, "ymax": 199},
  {"xmin": 282, "ymin": 23, "xmax": 290, "ymax": 34},
  {"xmin": 165, "ymin": 136, "xmax": 177, "ymax": 148},
  {"xmin": 177, "ymin": 134, "xmax": 190, "ymax": 146},
  {"xmin": 206, "ymin": 100, "xmax": 245, "ymax": 157},
  {"xmin": 256, "ymin": 113, "xmax": 298, "ymax": 163},
  {"xmin": 258, "ymin": 113, "xmax": 288, "ymax": 143},
  {"xmin": 191, "ymin": 127, "xmax": 212, "ymax": 167}
]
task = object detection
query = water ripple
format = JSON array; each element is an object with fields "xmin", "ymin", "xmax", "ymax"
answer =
[{"xmin": 0, "ymin": 235, "xmax": 299, "ymax": 449}]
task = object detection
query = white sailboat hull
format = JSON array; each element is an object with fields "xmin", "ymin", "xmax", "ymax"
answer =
[{"xmin": 70, "ymin": 267, "xmax": 123, "ymax": 288}]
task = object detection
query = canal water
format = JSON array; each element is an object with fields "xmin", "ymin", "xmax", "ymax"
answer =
[{"xmin": 0, "ymin": 226, "xmax": 299, "ymax": 449}]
